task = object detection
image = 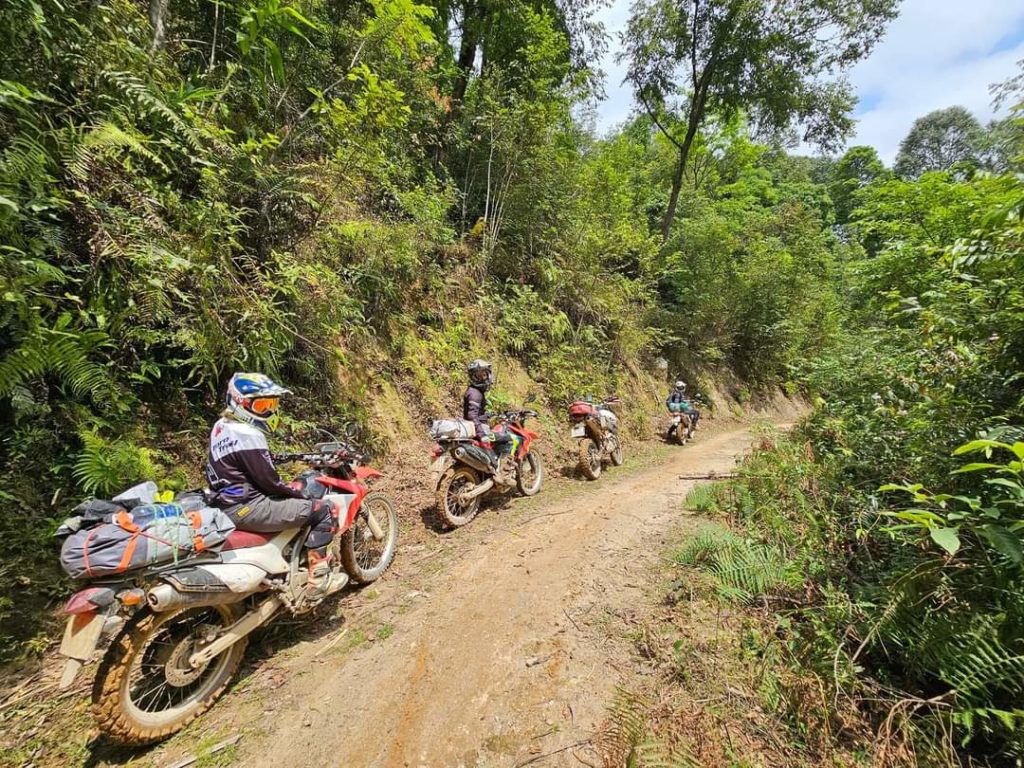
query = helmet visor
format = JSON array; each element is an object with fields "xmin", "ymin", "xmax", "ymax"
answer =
[{"xmin": 250, "ymin": 396, "xmax": 280, "ymax": 416}]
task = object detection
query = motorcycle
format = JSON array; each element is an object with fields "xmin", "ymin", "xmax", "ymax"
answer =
[
  {"xmin": 667, "ymin": 397, "xmax": 701, "ymax": 445},
  {"xmin": 568, "ymin": 395, "xmax": 624, "ymax": 480},
  {"xmin": 56, "ymin": 441, "xmax": 398, "ymax": 745},
  {"xmin": 429, "ymin": 409, "xmax": 543, "ymax": 528}
]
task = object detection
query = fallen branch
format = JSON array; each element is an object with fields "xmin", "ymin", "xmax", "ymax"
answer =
[
  {"xmin": 514, "ymin": 739, "xmax": 591, "ymax": 767},
  {"xmin": 562, "ymin": 608, "xmax": 583, "ymax": 633},
  {"xmin": 677, "ymin": 473, "xmax": 737, "ymax": 480},
  {"xmin": 0, "ymin": 681, "xmax": 59, "ymax": 713},
  {"xmin": 314, "ymin": 628, "xmax": 349, "ymax": 658},
  {"xmin": 166, "ymin": 735, "xmax": 242, "ymax": 768}
]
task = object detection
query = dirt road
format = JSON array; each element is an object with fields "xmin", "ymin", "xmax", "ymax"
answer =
[{"xmin": 205, "ymin": 423, "xmax": 764, "ymax": 768}]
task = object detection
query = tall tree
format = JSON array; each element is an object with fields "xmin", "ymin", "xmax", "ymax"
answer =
[
  {"xmin": 829, "ymin": 145, "xmax": 887, "ymax": 225},
  {"xmin": 893, "ymin": 106, "xmax": 986, "ymax": 179},
  {"xmin": 619, "ymin": 0, "xmax": 898, "ymax": 240}
]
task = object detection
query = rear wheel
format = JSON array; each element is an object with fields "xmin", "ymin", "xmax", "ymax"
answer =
[
  {"xmin": 436, "ymin": 466, "xmax": 483, "ymax": 528},
  {"xmin": 516, "ymin": 452, "xmax": 544, "ymax": 496},
  {"xmin": 578, "ymin": 439, "xmax": 602, "ymax": 480},
  {"xmin": 341, "ymin": 492, "xmax": 399, "ymax": 584},
  {"xmin": 92, "ymin": 604, "xmax": 246, "ymax": 745},
  {"xmin": 667, "ymin": 423, "xmax": 685, "ymax": 445},
  {"xmin": 609, "ymin": 435, "xmax": 624, "ymax": 466}
]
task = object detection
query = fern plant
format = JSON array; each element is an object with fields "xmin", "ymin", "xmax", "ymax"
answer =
[
  {"xmin": 73, "ymin": 429, "xmax": 160, "ymax": 496},
  {"xmin": 676, "ymin": 526, "xmax": 800, "ymax": 604}
]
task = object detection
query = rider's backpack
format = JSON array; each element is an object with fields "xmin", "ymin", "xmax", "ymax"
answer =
[{"xmin": 59, "ymin": 504, "xmax": 235, "ymax": 580}]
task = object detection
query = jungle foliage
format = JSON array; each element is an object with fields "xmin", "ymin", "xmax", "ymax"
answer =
[
  {"xmin": 2, "ymin": 2, "xmax": 1022, "ymax": 763},
  {"xmin": 0, "ymin": 0, "xmax": 858, "ymax": 661},
  {"xmin": 677, "ymin": 86, "xmax": 1024, "ymax": 764}
]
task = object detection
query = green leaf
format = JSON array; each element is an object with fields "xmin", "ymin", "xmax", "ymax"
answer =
[
  {"xmin": 952, "ymin": 462, "xmax": 1005, "ymax": 474},
  {"xmin": 264, "ymin": 37, "xmax": 284, "ymax": 81},
  {"xmin": 929, "ymin": 526, "xmax": 961, "ymax": 555},
  {"xmin": 954, "ymin": 439, "xmax": 1009, "ymax": 457},
  {"xmin": 979, "ymin": 525, "xmax": 1024, "ymax": 564}
]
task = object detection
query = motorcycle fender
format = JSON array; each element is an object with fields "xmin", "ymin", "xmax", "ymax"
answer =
[
  {"xmin": 430, "ymin": 455, "xmax": 452, "ymax": 489},
  {"xmin": 59, "ymin": 611, "xmax": 105, "ymax": 664}
]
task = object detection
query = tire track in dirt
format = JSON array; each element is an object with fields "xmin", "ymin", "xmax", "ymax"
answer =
[{"xmin": 220, "ymin": 422, "xmax": 767, "ymax": 768}]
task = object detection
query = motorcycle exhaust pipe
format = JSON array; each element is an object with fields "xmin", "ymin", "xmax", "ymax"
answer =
[
  {"xmin": 458, "ymin": 478, "xmax": 494, "ymax": 501},
  {"xmin": 453, "ymin": 445, "xmax": 493, "ymax": 475},
  {"xmin": 147, "ymin": 584, "xmax": 260, "ymax": 613}
]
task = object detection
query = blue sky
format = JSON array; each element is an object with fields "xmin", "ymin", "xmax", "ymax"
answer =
[{"xmin": 593, "ymin": 0, "xmax": 1024, "ymax": 164}]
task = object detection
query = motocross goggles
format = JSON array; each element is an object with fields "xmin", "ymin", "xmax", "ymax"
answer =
[{"xmin": 249, "ymin": 396, "xmax": 280, "ymax": 416}]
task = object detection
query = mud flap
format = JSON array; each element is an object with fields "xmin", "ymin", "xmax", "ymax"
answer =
[
  {"xmin": 429, "ymin": 455, "xmax": 452, "ymax": 490},
  {"xmin": 58, "ymin": 612, "xmax": 105, "ymax": 689}
]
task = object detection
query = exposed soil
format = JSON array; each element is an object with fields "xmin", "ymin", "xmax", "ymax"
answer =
[{"xmin": 0, "ymin": 416, "xmax": 791, "ymax": 768}]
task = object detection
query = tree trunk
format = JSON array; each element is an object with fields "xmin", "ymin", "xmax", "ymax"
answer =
[
  {"xmin": 149, "ymin": 0, "xmax": 170, "ymax": 53},
  {"xmin": 660, "ymin": 113, "xmax": 700, "ymax": 241},
  {"xmin": 452, "ymin": 1, "xmax": 483, "ymax": 106}
]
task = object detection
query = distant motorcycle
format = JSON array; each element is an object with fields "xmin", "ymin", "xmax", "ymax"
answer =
[
  {"xmin": 568, "ymin": 395, "xmax": 623, "ymax": 480},
  {"xmin": 55, "ymin": 441, "xmax": 397, "ymax": 745},
  {"xmin": 429, "ymin": 408, "xmax": 543, "ymax": 528},
  {"xmin": 667, "ymin": 397, "xmax": 701, "ymax": 444}
]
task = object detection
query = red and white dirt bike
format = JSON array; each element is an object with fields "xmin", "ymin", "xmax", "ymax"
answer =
[
  {"xmin": 429, "ymin": 408, "xmax": 543, "ymax": 528},
  {"xmin": 56, "ymin": 441, "xmax": 398, "ymax": 745},
  {"xmin": 568, "ymin": 395, "xmax": 624, "ymax": 480}
]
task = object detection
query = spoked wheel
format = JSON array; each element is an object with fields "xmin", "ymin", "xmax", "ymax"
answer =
[
  {"xmin": 436, "ymin": 466, "xmax": 483, "ymax": 528},
  {"xmin": 667, "ymin": 424, "xmax": 685, "ymax": 445},
  {"xmin": 578, "ymin": 439, "xmax": 602, "ymax": 480},
  {"xmin": 609, "ymin": 435, "xmax": 624, "ymax": 466},
  {"xmin": 341, "ymin": 492, "xmax": 399, "ymax": 584},
  {"xmin": 92, "ymin": 604, "xmax": 245, "ymax": 745},
  {"xmin": 516, "ymin": 452, "xmax": 544, "ymax": 496}
]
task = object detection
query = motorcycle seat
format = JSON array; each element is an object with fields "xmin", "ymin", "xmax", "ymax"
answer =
[{"xmin": 222, "ymin": 530, "xmax": 277, "ymax": 551}]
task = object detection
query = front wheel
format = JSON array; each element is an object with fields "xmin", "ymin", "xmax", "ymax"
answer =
[
  {"xmin": 516, "ymin": 452, "xmax": 544, "ymax": 496},
  {"xmin": 436, "ymin": 466, "xmax": 483, "ymax": 528},
  {"xmin": 578, "ymin": 439, "xmax": 602, "ymax": 480},
  {"xmin": 341, "ymin": 492, "xmax": 399, "ymax": 584},
  {"xmin": 92, "ymin": 604, "xmax": 246, "ymax": 745}
]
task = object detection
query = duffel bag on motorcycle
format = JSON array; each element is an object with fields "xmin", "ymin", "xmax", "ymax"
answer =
[
  {"xmin": 60, "ymin": 503, "xmax": 235, "ymax": 580},
  {"xmin": 598, "ymin": 408, "xmax": 619, "ymax": 433},
  {"xmin": 430, "ymin": 418, "xmax": 477, "ymax": 440}
]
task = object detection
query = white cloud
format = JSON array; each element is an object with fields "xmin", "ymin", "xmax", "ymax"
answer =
[{"xmin": 594, "ymin": 0, "xmax": 1024, "ymax": 163}]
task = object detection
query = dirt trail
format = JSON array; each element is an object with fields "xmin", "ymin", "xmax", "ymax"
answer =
[{"xmin": 215, "ymin": 423, "xmax": 764, "ymax": 768}]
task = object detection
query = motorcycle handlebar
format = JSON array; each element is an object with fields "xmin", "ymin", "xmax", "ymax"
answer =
[
  {"xmin": 273, "ymin": 444, "xmax": 367, "ymax": 466},
  {"xmin": 491, "ymin": 409, "xmax": 539, "ymax": 422}
]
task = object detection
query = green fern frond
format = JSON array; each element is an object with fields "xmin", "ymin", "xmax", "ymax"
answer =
[
  {"xmin": 682, "ymin": 482, "xmax": 723, "ymax": 513},
  {"xmin": 73, "ymin": 430, "xmax": 158, "ymax": 496},
  {"xmin": 676, "ymin": 528, "xmax": 797, "ymax": 603},
  {"xmin": 0, "ymin": 327, "xmax": 113, "ymax": 401},
  {"xmin": 99, "ymin": 71, "xmax": 202, "ymax": 155},
  {"xmin": 66, "ymin": 121, "xmax": 169, "ymax": 179}
]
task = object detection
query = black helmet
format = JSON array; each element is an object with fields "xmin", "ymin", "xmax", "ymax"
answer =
[{"xmin": 467, "ymin": 359, "xmax": 493, "ymax": 390}]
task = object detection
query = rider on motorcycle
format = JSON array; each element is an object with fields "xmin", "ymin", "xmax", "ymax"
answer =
[
  {"xmin": 463, "ymin": 359, "xmax": 514, "ymax": 481},
  {"xmin": 205, "ymin": 372, "xmax": 342, "ymax": 590},
  {"xmin": 666, "ymin": 380, "xmax": 700, "ymax": 430},
  {"xmin": 463, "ymin": 359, "xmax": 493, "ymax": 441}
]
